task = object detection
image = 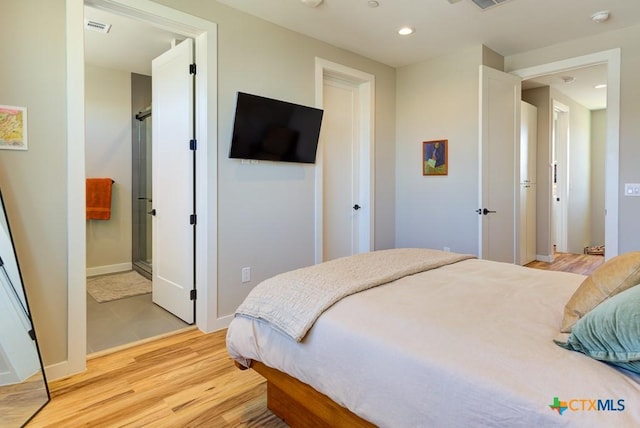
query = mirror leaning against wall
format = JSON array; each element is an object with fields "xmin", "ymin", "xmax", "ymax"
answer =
[{"xmin": 0, "ymin": 187, "xmax": 50, "ymax": 427}]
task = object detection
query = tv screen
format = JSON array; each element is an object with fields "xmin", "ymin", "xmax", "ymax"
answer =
[{"xmin": 229, "ymin": 92, "xmax": 324, "ymax": 164}]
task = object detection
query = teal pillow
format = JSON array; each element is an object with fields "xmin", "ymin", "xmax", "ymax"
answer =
[{"xmin": 555, "ymin": 284, "xmax": 640, "ymax": 373}]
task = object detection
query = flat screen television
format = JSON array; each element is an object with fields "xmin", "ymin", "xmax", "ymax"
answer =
[{"xmin": 229, "ymin": 92, "xmax": 324, "ymax": 164}]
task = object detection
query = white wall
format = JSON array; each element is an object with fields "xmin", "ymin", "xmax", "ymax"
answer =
[
  {"xmin": 84, "ymin": 64, "xmax": 133, "ymax": 273},
  {"xmin": 590, "ymin": 109, "xmax": 606, "ymax": 246},
  {"xmin": 395, "ymin": 46, "xmax": 483, "ymax": 254}
]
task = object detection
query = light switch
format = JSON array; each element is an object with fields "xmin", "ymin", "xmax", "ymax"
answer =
[{"xmin": 624, "ymin": 183, "xmax": 640, "ymax": 196}]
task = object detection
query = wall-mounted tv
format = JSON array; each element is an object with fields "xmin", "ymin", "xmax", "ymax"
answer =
[{"xmin": 229, "ymin": 92, "xmax": 324, "ymax": 164}]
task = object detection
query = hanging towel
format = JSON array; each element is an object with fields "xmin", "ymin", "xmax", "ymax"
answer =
[{"xmin": 86, "ymin": 178, "xmax": 114, "ymax": 220}]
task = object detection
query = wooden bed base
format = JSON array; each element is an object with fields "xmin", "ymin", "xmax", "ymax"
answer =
[{"xmin": 236, "ymin": 361, "xmax": 375, "ymax": 427}]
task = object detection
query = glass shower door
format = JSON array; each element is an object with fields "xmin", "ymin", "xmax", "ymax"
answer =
[{"xmin": 133, "ymin": 110, "xmax": 152, "ymax": 278}]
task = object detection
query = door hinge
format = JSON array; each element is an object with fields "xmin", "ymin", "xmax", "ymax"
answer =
[
  {"xmin": 190, "ymin": 289, "xmax": 197, "ymax": 301},
  {"xmin": 189, "ymin": 139, "xmax": 197, "ymax": 150},
  {"xmin": 190, "ymin": 214, "xmax": 197, "ymax": 225},
  {"xmin": 189, "ymin": 63, "xmax": 196, "ymax": 75}
]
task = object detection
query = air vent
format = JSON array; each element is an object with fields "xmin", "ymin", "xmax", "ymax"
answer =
[
  {"xmin": 471, "ymin": 0, "xmax": 511, "ymax": 10},
  {"xmin": 84, "ymin": 19, "xmax": 112, "ymax": 34}
]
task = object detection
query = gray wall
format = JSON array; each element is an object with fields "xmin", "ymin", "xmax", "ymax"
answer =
[
  {"xmin": 0, "ymin": 0, "xmax": 68, "ymax": 365},
  {"xmin": 85, "ymin": 64, "xmax": 133, "ymax": 273},
  {"xmin": 395, "ymin": 46, "xmax": 484, "ymax": 254}
]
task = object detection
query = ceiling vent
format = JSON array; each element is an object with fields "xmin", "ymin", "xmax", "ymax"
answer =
[
  {"xmin": 471, "ymin": 0, "xmax": 511, "ymax": 10},
  {"xmin": 84, "ymin": 19, "xmax": 112, "ymax": 34}
]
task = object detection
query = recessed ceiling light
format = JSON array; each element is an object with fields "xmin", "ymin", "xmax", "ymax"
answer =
[
  {"xmin": 591, "ymin": 10, "xmax": 610, "ymax": 23},
  {"xmin": 367, "ymin": 0, "xmax": 380, "ymax": 7},
  {"xmin": 398, "ymin": 26, "xmax": 414, "ymax": 36},
  {"xmin": 594, "ymin": 84, "xmax": 607, "ymax": 89},
  {"xmin": 561, "ymin": 76, "xmax": 576, "ymax": 84}
]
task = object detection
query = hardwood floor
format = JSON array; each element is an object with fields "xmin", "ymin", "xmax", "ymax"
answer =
[
  {"xmin": 525, "ymin": 252, "xmax": 604, "ymax": 276},
  {"xmin": 28, "ymin": 329, "xmax": 287, "ymax": 427}
]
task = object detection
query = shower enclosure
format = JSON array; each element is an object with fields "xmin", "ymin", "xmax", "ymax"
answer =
[{"xmin": 132, "ymin": 108, "xmax": 152, "ymax": 279}]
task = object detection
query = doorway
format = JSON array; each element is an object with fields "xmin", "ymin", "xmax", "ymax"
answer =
[
  {"xmin": 84, "ymin": 8, "xmax": 194, "ymax": 353},
  {"xmin": 65, "ymin": 0, "xmax": 217, "ymax": 377},
  {"xmin": 513, "ymin": 49, "xmax": 620, "ymax": 262},
  {"xmin": 314, "ymin": 58, "xmax": 375, "ymax": 263}
]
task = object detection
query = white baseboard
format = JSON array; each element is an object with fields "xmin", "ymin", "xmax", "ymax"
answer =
[
  {"xmin": 43, "ymin": 359, "xmax": 84, "ymax": 382},
  {"xmin": 536, "ymin": 254, "xmax": 554, "ymax": 263},
  {"xmin": 86, "ymin": 262, "xmax": 132, "ymax": 277}
]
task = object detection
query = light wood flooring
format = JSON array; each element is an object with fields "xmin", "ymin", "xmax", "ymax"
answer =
[
  {"xmin": 28, "ymin": 329, "xmax": 287, "ymax": 427},
  {"xmin": 525, "ymin": 251, "xmax": 604, "ymax": 276}
]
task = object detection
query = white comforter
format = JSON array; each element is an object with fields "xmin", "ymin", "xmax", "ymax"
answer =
[{"xmin": 227, "ymin": 257, "xmax": 640, "ymax": 427}]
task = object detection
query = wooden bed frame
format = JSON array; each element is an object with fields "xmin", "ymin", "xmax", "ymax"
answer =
[{"xmin": 236, "ymin": 361, "xmax": 375, "ymax": 427}]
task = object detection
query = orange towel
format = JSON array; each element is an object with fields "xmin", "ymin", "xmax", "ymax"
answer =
[{"xmin": 86, "ymin": 178, "xmax": 113, "ymax": 220}]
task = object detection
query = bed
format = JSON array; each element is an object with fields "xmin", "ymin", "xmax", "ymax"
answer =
[{"xmin": 226, "ymin": 248, "xmax": 640, "ymax": 427}]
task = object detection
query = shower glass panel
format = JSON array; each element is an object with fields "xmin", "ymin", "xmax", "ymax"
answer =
[{"xmin": 133, "ymin": 110, "xmax": 152, "ymax": 278}]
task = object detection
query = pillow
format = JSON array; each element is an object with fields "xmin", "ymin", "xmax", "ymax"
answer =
[
  {"xmin": 561, "ymin": 251, "xmax": 640, "ymax": 333},
  {"xmin": 555, "ymin": 284, "xmax": 640, "ymax": 374}
]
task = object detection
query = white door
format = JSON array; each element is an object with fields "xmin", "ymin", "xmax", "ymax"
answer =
[
  {"xmin": 553, "ymin": 103, "xmax": 569, "ymax": 253},
  {"xmin": 151, "ymin": 39, "xmax": 195, "ymax": 323},
  {"xmin": 479, "ymin": 65, "xmax": 521, "ymax": 263},
  {"xmin": 321, "ymin": 77, "xmax": 361, "ymax": 261}
]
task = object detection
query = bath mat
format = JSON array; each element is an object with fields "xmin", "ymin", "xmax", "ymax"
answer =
[{"xmin": 87, "ymin": 271, "xmax": 151, "ymax": 303}]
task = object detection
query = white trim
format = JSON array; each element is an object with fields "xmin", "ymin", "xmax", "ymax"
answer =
[
  {"xmin": 314, "ymin": 58, "xmax": 375, "ymax": 263},
  {"xmin": 511, "ymin": 48, "xmax": 620, "ymax": 260},
  {"xmin": 65, "ymin": 0, "xmax": 87, "ymax": 380},
  {"xmin": 62, "ymin": 0, "xmax": 218, "ymax": 380},
  {"xmin": 535, "ymin": 254, "xmax": 555, "ymax": 263},
  {"xmin": 86, "ymin": 263, "xmax": 133, "ymax": 277}
]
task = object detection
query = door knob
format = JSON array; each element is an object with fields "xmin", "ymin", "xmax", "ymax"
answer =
[
  {"xmin": 353, "ymin": 204, "xmax": 361, "ymax": 210},
  {"xmin": 482, "ymin": 208, "xmax": 496, "ymax": 215},
  {"xmin": 148, "ymin": 209, "xmax": 156, "ymax": 216}
]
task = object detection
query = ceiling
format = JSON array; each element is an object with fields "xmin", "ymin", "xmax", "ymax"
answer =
[{"xmin": 85, "ymin": 0, "xmax": 640, "ymax": 110}]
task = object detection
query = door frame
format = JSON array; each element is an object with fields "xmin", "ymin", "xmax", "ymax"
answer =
[
  {"xmin": 313, "ymin": 58, "xmax": 375, "ymax": 263},
  {"xmin": 511, "ymin": 48, "xmax": 620, "ymax": 261},
  {"xmin": 63, "ymin": 0, "xmax": 218, "ymax": 379}
]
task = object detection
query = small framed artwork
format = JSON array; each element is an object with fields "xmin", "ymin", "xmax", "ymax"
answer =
[
  {"xmin": 0, "ymin": 105, "xmax": 28, "ymax": 151},
  {"xmin": 423, "ymin": 139, "xmax": 447, "ymax": 176}
]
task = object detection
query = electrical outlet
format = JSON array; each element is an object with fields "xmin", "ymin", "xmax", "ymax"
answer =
[
  {"xmin": 624, "ymin": 183, "xmax": 640, "ymax": 197},
  {"xmin": 241, "ymin": 267, "xmax": 251, "ymax": 283}
]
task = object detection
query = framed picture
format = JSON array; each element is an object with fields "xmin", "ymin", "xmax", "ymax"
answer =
[
  {"xmin": 423, "ymin": 139, "xmax": 447, "ymax": 175},
  {"xmin": 0, "ymin": 105, "xmax": 28, "ymax": 151}
]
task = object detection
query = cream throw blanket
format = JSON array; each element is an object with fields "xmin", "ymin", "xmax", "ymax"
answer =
[{"xmin": 235, "ymin": 248, "xmax": 475, "ymax": 341}]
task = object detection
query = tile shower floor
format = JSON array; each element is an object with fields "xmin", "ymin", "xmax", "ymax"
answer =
[{"xmin": 87, "ymin": 291, "xmax": 190, "ymax": 354}]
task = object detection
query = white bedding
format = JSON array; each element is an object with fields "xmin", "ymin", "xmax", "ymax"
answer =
[{"xmin": 227, "ymin": 257, "xmax": 640, "ymax": 427}]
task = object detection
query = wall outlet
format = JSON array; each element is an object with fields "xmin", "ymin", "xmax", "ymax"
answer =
[
  {"xmin": 624, "ymin": 183, "xmax": 640, "ymax": 197},
  {"xmin": 443, "ymin": 246, "xmax": 451, "ymax": 252},
  {"xmin": 241, "ymin": 267, "xmax": 251, "ymax": 283}
]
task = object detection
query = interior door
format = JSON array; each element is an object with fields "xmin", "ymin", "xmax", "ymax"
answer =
[
  {"xmin": 479, "ymin": 65, "xmax": 521, "ymax": 263},
  {"xmin": 151, "ymin": 38, "xmax": 195, "ymax": 323},
  {"xmin": 321, "ymin": 77, "xmax": 361, "ymax": 261}
]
